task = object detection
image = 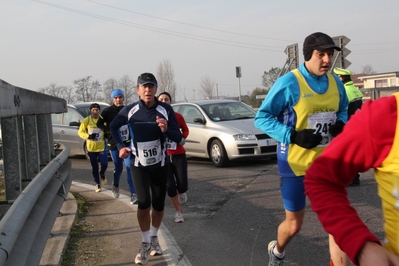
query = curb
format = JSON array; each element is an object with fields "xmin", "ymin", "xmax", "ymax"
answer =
[
  {"xmin": 39, "ymin": 192, "xmax": 77, "ymax": 266},
  {"xmin": 40, "ymin": 182, "xmax": 191, "ymax": 265}
]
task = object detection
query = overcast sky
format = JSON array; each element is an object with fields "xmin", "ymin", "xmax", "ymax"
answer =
[{"xmin": 2, "ymin": 0, "xmax": 398, "ymax": 101}]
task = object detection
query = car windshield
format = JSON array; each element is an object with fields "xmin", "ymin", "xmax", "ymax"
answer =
[
  {"xmin": 201, "ymin": 102, "xmax": 256, "ymax": 121},
  {"xmin": 76, "ymin": 103, "xmax": 109, "ymax": 118}
]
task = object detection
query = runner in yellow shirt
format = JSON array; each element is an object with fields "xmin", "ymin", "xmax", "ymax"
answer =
[{"xmin": 78, "ymin": 103, "xmax": 108, "ymax": 192}]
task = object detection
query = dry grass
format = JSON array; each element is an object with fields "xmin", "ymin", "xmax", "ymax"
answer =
[{"xmin": 61, "ymin": 192, "xmax": 90, "ymax": 266}]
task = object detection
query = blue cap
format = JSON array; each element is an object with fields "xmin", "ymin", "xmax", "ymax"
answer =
[{"xmin": 111, "ymin": 89, "xmax": 124, "ymax": 99}]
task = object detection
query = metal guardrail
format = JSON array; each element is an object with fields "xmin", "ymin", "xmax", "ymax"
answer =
[{"xmin": 0, "ymin": 79, "xmax": 70, "ymax": 265}]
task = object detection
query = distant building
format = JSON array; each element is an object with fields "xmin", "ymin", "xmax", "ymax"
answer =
[
  {"xmin": 351, "ymin": 73, "xmax": 365, "ymax": 89},
  {"xmin": 357, "ymin": 71, "xmax": 399, "ymax": 98},
  {"xmin": 358, "ymin": 71, "xmax": 399, "ymax": 88}
]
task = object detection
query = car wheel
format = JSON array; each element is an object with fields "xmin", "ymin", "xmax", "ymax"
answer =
[{"xmin": 210, "ymin": 139, "xmax": 229, "ymax": 167}]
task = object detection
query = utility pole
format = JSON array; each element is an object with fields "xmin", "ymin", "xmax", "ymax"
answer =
[
  {"xmin": 216, "ymin": 83, "xmax": 219, "ymax": 99},
  {"xmin": 193, "ymin": 89, "xmax": 195, "ymax": 100}
]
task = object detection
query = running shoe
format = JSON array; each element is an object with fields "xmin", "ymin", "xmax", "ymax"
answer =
[
  {"xmin": 100, "ymin": 173, "xmax": 107, "ymax": 185},
  {"xmin": 178, "ymin": 192, "xmax": 187, "ymax": 203},
  {"xmin": 95, "ymin": 184, "xmax": 101, "ymax": 193},
  {"xmin": 134, "ymin": 242, "xmax": 151, "ymax": 265},
  {"xmin": 175, "ymin": 211, "xmax": 184, "ymax": 223},
  {"xmin": 112, "ymin": 186, "xmax": 120, "ymax": 198},
  {"xmin": 149, "ymin": 236, "xmax": 163, "ymax": 256},
  {"xmin": 268, "ymin": 240, "xmax": 284, "ymax": 266},
  {"xmin": 130, "ymin": 193, "xmax": 138, "ymax": 205}
]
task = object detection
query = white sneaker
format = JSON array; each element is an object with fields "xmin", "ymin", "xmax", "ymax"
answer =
[
  {"xmin": 178, "ymin": 192, "xmax": 187, "ymax": 203},
  {"xmin": 95, "ymin": 184, "xmax": 101, "ymax": 192},
  {"xmin": 112, "ymin": 186, "xmax": 120, "ymax": 198},
  {"xmin": 135, "ymin": 242, "xmax": 150, "ymax": 265},
  {"xmin": 150, "ymin": 236, "xmax": 163, "ymax": 256},
  {"xmin": 175, "ymin": 211, "xmax": 184, "ymax": 223},
  {"xmin": 268, "ymin": 240, "xmax": 284, "ymax": 266},
  {"xmin": 130, "ymin": 193, "xmax": 138, "ymax": 205}
]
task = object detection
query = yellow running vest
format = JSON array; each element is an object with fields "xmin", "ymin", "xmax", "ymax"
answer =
[
  {"xmin": 375, "ymin": 92, "xmax": 399, "ymax": 255},
  {"xmin": 287, "ymin": 69, "xmax": 339, "ymax": 176}
]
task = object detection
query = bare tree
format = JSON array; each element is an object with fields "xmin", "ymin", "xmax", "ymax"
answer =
[
  {"xmin": 157, "ymin": 58, "xmax": 177, "ymax": 101},
  {"xmin": 361, "ymin": 64, "xmax": 377, "ymax": 75},
  {"xmin": 119, "ymin": 75, "xmax": 137, "ymax": 104},
  {"xmin": 38, "ymin": 83, "xmax": 75, "ymax": 103},
  {"xmin": 199, "ymin": 75, "xmax": 215, "ymax": 100},
  {"xmin": 103, "ymin": 78, "xmax": 119, "ymax": 104},
  {"xmin": 262, "ymin": 67, "xmax": 282, "ymax": 89},
  {"xmin": 74, "ymin": 76, "xmax": 104, "ymax": 102}
]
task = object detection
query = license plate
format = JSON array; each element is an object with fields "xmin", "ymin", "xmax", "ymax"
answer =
[{"xmin": 265, "ymin": 139, "xmax": 277, "ymax": 146}]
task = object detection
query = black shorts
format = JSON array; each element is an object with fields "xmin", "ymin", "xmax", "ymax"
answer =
[{"xmin": 130, "ymin": 166, "xmax": 168, "ymax": 211}]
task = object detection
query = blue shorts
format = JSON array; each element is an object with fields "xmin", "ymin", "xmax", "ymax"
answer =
[{"xmin": 280, "ymin": 175, "xmax": 306, "ymax": 212}]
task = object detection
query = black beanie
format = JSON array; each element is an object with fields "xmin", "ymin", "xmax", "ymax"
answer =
[
  {"xmin": 90, "ymin": 103, "xmax": 100, "ymax": 111},
  {"xmin": 304, "ymin": 48, "xmax": 313, "ymax": 62},
  {"xmin": 303, "ymin": 32, "xmax": 341, "ymax": 61}
]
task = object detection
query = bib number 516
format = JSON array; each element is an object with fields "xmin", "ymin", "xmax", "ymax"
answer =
[{"xmin": 143, "ymin": 148, "xmax": 158, "ymax": 157}]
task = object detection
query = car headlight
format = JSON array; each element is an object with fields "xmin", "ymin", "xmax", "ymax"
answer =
[{"xmin": 233, "ymin": 134, "xmax": 256, "ymax": 141}]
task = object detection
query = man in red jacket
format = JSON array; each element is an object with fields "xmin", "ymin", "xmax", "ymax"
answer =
[{"xmin": 305, "ymin": 93, "xmax": 399, "ymax": 266}]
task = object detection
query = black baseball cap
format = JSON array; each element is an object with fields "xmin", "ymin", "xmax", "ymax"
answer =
[
  {"xmin": 137, "ymin": 73, "xmax": 158, "ymax": 86},
  {"xmin": 303, "ymin": 32, "xmax": 341, "ymax": 61}
]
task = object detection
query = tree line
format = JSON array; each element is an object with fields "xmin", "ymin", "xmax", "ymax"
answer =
[
  {"xmin": 38, "ymin": 59, "xmax": 179, "ymax": 106},
  {"xmin": 40, "ymin": 60, "xmax": 372, "ymax": 108}
]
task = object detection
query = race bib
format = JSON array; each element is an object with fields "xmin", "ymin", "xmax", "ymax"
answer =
[
  {"xmin": 137, "ymin": 139, "xmax": 162, "ymax": 166},
  {"xmin": 119, "ymin": 125, "xmax": 130, "ymax": 142},
  {"xmin": 89, "ymin": 128, "xmax": 103, "ymax": 142},
  {"xmin": 308, "ymin": 112, "xmax": 336, "ymax": 147},
  {"xmin": 166, "ymin": 138, "xmax": 177, "ymax": 150}
]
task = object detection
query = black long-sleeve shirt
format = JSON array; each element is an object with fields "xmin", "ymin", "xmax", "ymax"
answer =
[{"xmin": 97, "ymin": 104, "xmax": 126, "ymax": 150}]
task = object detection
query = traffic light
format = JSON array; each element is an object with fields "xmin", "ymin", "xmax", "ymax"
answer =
[
  {"xmin": 332, "ymin": 35, "xmax": 351, "ymax": 69},
  {"xmin": 236, "ymin": 66, "xmax": 242, "ymax": 78}
]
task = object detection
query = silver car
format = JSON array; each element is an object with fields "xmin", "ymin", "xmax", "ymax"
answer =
[
  {"xmin": 52, "ymin": 102, "xmax": 110, "ymax": 158},
  {"xmin": 171, "ymin": 99, "xmax": 277, "ymax": 167}
]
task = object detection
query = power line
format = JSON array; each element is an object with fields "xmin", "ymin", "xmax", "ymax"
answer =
[
  {"xmin": 31, "ymin": 0, "xmax": 284, "ymax": 52},
  {"xmin": 32, "ymin": 0, "xmax": 399, "ymax": 55},
  {"xmin": 85, "ymin": 0, "xmax": 297, "ymax": 43}
]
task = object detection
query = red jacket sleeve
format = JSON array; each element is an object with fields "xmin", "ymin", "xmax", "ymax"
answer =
[
  {"xmin": 304, "ymin": 96, "xmax": 397, "ymax": 265},
  {"xmin": 167, "ymin": 112, "xmax": 189, "ymax": 155},
  {"xmin": 177, "ymin": 112, "xmax": 189, "ymax": 139}
]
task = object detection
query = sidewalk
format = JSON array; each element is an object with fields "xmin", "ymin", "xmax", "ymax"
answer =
[{"xmin": 40, "ymin": 182, "xmax": 190, "ymax": 266}]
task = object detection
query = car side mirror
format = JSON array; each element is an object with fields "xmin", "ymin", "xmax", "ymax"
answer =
[
  {"xmin": 69, "ymin": 121, "xmax": 81, "ymax": 127},
  {"xmin": 193, "ymin": 118, "xmax": 205, "ymax": 124}
]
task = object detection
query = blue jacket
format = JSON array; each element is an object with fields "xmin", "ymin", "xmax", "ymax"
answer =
[{"xmin": 255, "ymin": 63, "xmax": 348, "ymax": 144}]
